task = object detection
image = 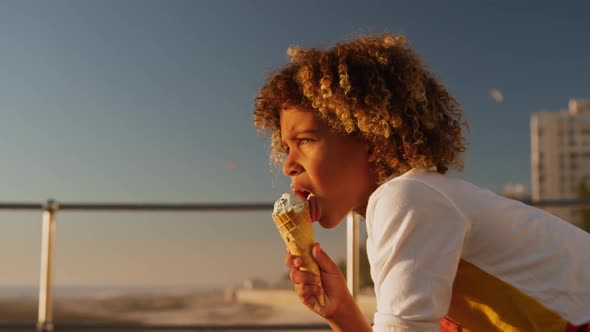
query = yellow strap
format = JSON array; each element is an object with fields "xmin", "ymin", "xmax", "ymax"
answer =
[{"xmin": 446, "ymin": 260, "xmax": 566, "ymax": 332}]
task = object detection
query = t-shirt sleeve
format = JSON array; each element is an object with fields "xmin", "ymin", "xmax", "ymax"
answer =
[{"xmin": 366, "ymin": 179, "xmax": 470, "ymax": 332}]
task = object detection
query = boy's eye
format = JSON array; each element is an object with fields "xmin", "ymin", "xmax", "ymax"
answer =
[
  {"xmin": 297, "ymin": 138, "xmax": 312, "ymax": 146},
  {"xmin": 279, "ymin": 138, "xmax": 313, "ymax": 154}
]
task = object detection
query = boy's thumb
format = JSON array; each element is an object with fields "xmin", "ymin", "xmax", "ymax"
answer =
[{"xmin": 312, "ymin": 243, "xmax": 339, "ymax": 273}]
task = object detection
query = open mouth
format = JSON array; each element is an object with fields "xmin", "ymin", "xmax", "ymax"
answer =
[
  {"xmin": 294, "ymin": 189, "xmax": 311, "ymax": 201},
  {"xmin": 294, "ymin": 190, "xmax": 320, "ymax": 221},
  {"xmin": 290, "ymin": 184, "xmax": 321, "ymax": 221}
]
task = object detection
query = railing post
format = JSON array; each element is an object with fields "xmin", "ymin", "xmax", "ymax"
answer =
[
  {"xmin": 37, "ymin": 199, "xmax": 58, "ymax": 332},
  {"xmin": 346, "ymin": 211, "xmax": 360, "ymax": 301}
]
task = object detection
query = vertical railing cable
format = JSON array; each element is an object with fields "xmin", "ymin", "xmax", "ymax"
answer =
[
  {"xmin": 37, "ymin": 199, "xmax": 58, "ymax": 332},
  {"xmin": 346, "ymin": 212, "xmax": 360, "ymax": 300}
]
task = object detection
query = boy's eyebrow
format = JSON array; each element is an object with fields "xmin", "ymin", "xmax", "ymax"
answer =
[
  {"xmin": 287, "ymin": 129, "xmax": 320, "ymax": 137},
  {"xmin": 280, "ymin": 129, "xmax": 320, "ymax": 145}
]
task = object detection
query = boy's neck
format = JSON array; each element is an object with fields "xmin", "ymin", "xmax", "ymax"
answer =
[{"xmin": 355, "ymin": 172, "xmax": 381, "ymax": 219}]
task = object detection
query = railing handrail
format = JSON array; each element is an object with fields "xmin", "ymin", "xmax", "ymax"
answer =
[
  {"xmin": 520, "ymin": 198, "xmax": 590, "ymax": 207},
  {"xmin": 2, "ymin": 198, "xmax": 588, "ymax": 211},
  {"xmin": 0, "ymin": 202, "xmax": 273, "ymax": 211}
]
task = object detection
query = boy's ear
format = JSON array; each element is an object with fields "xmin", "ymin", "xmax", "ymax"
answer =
[{"xmin": 366, "ymin": 143, "xmax": 377, "ymax": 162}]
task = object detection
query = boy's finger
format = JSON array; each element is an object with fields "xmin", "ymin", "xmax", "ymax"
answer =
[
  {"xmin": 290, "ymin": 269, "xmax": 322, "ymax": 285},
  {"xmin": 312, "ymin": 243, "xmax": 339, "ymax": 274},
  {"xmin": 294, "ymin": 283, "xmax": 323, "ymax": 302},
  {"xmin": 284, "ymin": 254, "xmax": 303, "ymax": 269}
]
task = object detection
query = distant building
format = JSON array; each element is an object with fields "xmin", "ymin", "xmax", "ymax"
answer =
[{"xmin": 531, "ymin": 99, "xmax": 590, "ymax": 223}]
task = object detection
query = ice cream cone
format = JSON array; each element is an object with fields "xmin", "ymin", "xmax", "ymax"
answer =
[{"xmin": 273, "ymin": 202, "xmax": 325, "ymax": 306}]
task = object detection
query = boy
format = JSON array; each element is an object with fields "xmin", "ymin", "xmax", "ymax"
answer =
[{"xmin": 253, "ymin": 34, "xmax": 590, "ymax": 331}]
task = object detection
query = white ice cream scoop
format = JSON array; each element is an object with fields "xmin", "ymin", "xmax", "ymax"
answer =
[{"xmin": 273, "ymin": 192, "xmax": 307, "ymax": 214}]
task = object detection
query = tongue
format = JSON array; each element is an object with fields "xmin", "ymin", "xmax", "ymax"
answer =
[{"xmin": 307, "ymin": 194, "xmax": 320, "ymax": 222}]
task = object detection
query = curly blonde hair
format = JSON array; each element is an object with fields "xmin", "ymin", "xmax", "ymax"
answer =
[{"xmin": 253, "ymin": 33, "xmax": 468, "ymax": 183}]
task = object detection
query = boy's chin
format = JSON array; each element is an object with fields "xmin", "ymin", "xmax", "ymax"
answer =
[{"xmin": 318, "ymin": 214, "xmax": 345, "ymax": 229}]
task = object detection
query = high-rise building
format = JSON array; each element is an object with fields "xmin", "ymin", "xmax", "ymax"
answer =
[{"xmin": 531, "ymin": 99, "xmax": 590, "ymax": 223}]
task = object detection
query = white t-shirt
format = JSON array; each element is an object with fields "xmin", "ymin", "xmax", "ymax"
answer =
[{"xmin": 365, "ymin": 167, "xmax": 590, "ymax": 331}]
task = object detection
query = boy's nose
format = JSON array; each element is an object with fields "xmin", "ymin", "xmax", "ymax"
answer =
[{"xmin": 282, "ymin": 155, "xmax": 303, "ymax": 177}]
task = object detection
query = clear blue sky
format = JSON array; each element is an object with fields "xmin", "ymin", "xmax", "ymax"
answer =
[{"xmin": 1, "ymin": 1, "xmax": 589, "ymax": 289}]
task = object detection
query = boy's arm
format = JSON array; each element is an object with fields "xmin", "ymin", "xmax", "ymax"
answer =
[
  {"xmin": 325, "ymin": 295, "xmax": 372, "ymax": 332},
  {"xmin": 367, "ymin": 179, "xmax": 469, "ymax": 331},
  {"xmin": 287, "ymin": 244, "xmax": 372, "ymax": 331}
]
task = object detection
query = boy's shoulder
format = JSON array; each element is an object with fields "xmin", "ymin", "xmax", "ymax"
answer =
[
  {"xmin": 370, "ymin": 167, "xmax": 449, "ymax": 204},
  {"xmin": 374, "ymin": 167, "xmax": 452, "ymax": 194},
  {"xmin": 370, "ymin": 167, "xmax": 486, "ymax": 206}
]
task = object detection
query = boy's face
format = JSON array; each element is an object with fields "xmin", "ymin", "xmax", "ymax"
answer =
[{"xmin": 280, "ymin": 108, "xmax": 376, "ymax": 229}]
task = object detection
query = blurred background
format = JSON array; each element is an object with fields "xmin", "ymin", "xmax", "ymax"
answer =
[{"xmin": 0, "ymin": 0, "xmax": 588, "ymax": 328}]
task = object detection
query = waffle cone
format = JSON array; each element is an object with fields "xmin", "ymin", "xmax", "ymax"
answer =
[{"xmin": 272, "ymin": 203, "xmax": 325, "ymax": 306}]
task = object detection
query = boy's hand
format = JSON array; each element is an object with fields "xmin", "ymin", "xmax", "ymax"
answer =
[{"xmin": 285, "ymin": 243, "xmax": 353, "ymax": 319}]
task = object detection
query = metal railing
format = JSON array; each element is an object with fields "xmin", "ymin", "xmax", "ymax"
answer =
[
  {"xmin": 0, "ymin": 200, "xmax": 358, "ymax": 331},
  {"xmin": 1, "ymin": 197, "xmax": 586, "ymax": 331}
]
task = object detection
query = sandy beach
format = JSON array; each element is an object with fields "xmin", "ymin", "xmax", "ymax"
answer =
[
  {"xmin": 0, "ymin": 291, "xmax": 264, "ymax": 324},
  {"xmin": 0, "ymin": 287, "xmax": 376, "ymax": 329}
]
